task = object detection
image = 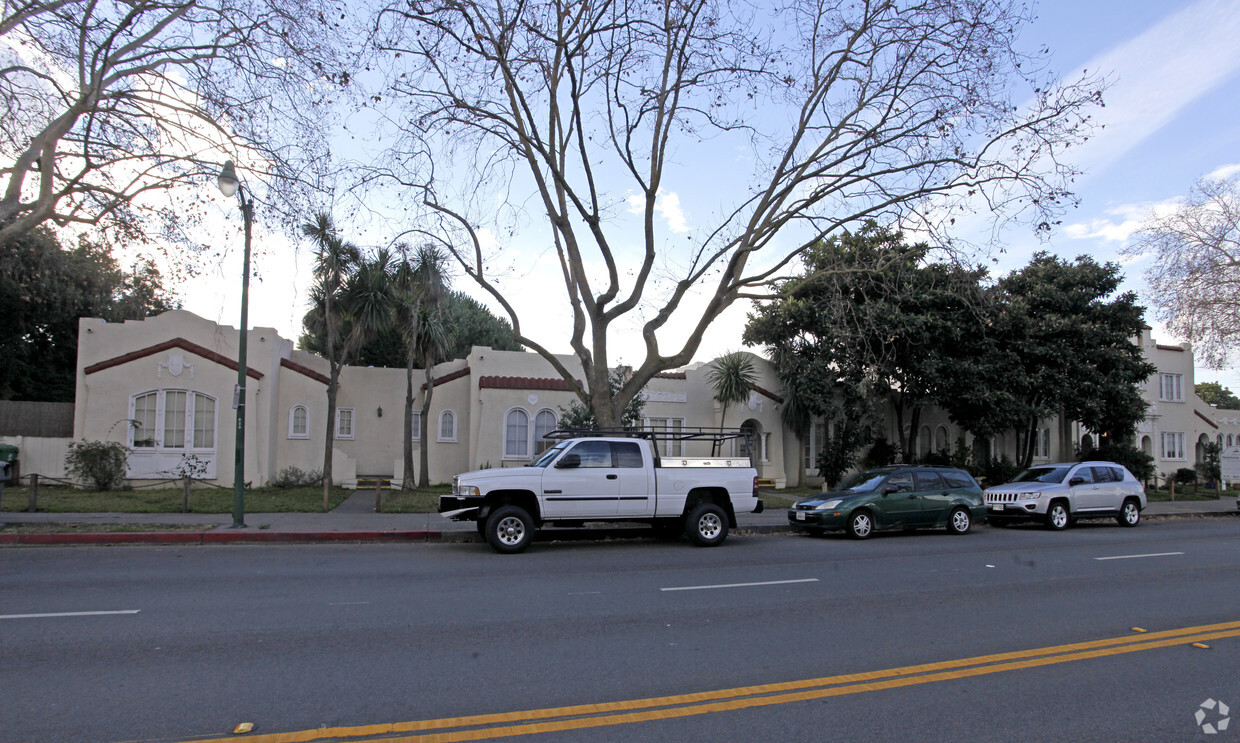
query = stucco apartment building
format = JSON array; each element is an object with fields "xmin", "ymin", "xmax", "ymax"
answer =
[{"xmin": 57, "ymin": 310, "xmax": 1240, "ymax": 489}]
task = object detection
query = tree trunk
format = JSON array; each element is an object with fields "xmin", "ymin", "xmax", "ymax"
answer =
[
  {"xmin": 322, "ymin": 366, "xmax": 340, "ymax": 512},
  {"xmin": 907, "ymin": 406, "xmax": 922, "ymax": 464},
  {"xmin": 402, "ymin": 362, "xmax": 415, "ymax": 490},
  {"xmin": 418, "ymin": 365, "xmax": 435, "ymax": 488}
]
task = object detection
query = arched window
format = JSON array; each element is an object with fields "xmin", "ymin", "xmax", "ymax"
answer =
[
  {"xmin": 935, "ymin": 426, "xmax": 949, "ymax": 453},
  {"xmin": 129, "ymin": 390, "xmax": 217, "ymax": 451},
  {"xmin": 1229, "ymin": 434, "xmax": 1235, "ymax": 447},
  {"xmin": 288, "ymin": 405, "xmax": 309, "ymax": 439},
  {"xmin": 918, "ymin": 426, "xmax": 932, "ymax": 458},
  {"xmin": 438, "ymin": 410, "xmax": 457, "ymax": 442},
  {"xmin": 504, "ymin": 409, "xmax": 529, "ymax": 458},
  {"xmin": 534, "ymin": 409, "xmax": 558, "ymax": 454}
]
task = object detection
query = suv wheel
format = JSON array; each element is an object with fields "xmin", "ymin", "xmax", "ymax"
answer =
[
  {"xmin": 946, "ymin": 507, "xmax": 971, "ymax": 535},
  {"xmin": 1117, "ymin": 499, "xmax": 1141, "ymax": 527},
  {"xmin": 1045, "ymin": 501, "xmax": 1070, "ymax": 531},
  {"xmin": 847, "ymin": 510, "xmax": 874, "ymax": 539},
  {"xmin": 486, "ymin": 505, "xmax": 534, "ymax": 553},
  {"xmin": 686, "ymin": 503, "xmax": 728, "ymax": 547}
]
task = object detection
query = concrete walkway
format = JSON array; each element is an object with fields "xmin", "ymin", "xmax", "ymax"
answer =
[{"xmin": 0, "ymin": 491, "xmax": 1235, "ymax": 545}]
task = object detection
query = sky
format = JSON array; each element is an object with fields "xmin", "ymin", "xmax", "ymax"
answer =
[{"xmin": 182, "ymin": 0, "xmax": 1240, "ymax": 390}]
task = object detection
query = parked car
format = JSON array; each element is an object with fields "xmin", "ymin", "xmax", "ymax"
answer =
[
  {"xmin": 788, "ymin": 466, "xmax": 985, "ymax": 539},
  {"xmin": 983, "ymin": 461, "xmax": 1146, "ymax": 529}
]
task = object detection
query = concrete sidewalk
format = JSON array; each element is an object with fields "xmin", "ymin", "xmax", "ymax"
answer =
[{"xmin": 0, "ymin": 492, "xmax": 1235, "ymax": 545}]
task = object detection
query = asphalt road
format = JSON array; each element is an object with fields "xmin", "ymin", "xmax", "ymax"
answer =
[{"xmin": 2, "ymin": 518, "xmax": 1238, "ymax": 743}]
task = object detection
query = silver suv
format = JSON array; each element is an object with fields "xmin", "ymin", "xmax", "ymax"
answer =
[{"xmin": 983, "ymin": 461, "xmax": 1146, "ymax": 530}]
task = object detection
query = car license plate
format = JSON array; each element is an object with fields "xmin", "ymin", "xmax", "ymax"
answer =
[
  {"xmin": 796, "ymin": 512, "xmax": 806, "ymax": 521},
  {"xmin": 991, "ymin": 504, "xmax": 1004, "ymax": 511}
]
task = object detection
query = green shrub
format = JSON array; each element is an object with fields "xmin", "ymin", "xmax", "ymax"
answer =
[
  {"xmin": 862, "ymin": 437, "xmax": 898, "ymax": 468},
  {"xmin": 269, "ymin": 466, "xmax": 323, "ymax": 489},
  {"xmin": 65, "ymin": 440, "xmax": 129, "ymax": 491},
  {"xmin": 979, "ymin": 456, "xmax": 1020, "ymax": 486},
  {"xmin": 1173, "ymin": 467, "xmax": 1198, "ymax": 486}
]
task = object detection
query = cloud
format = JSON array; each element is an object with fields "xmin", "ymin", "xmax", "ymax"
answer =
[
  {"xmin": 1207, "ymin": 163, "xmax": 1240, "ymax": 181},
  {"xmin": 627, "ymin": 189, "xmax": 690, "ymax": 234},
  {"xmin": 1066, "ymin": 0, "xmax": 1240, "ymax": 175},
  {"xmin": 1063, "ymin": 198, "xmax": 1183, "ymax": 245}
]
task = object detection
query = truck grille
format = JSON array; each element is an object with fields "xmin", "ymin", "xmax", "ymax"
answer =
[{"xmin": 985, "ymin": 492, "xmax": 1018, "ymax": 505}]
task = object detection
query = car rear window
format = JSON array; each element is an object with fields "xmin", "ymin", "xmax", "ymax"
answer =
[{"xmin": 913, "ymin": 471, "xmax": 943, "ymax": 490}]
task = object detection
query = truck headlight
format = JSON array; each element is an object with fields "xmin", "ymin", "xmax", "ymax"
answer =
[{"xmin": 456, "ymin": 484, "xmax": 480, "ymax": 497}]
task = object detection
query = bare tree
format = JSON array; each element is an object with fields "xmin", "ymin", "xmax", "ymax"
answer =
[
  {"xmin": 0, "ymin": 0, "xmax": 346, "ymax": 248},
  {"xmin": 364, "ymin": 0, "xmax": 1103, "ymax": 426},
  {"xmin": 1131, "ymin": 175, "xmax": 1240, "ymax": 368}
]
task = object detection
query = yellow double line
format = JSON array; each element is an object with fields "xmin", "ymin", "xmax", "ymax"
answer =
[{"xmin": 183, "ymin": 620, "xmax": 1240, "ymax": 743}]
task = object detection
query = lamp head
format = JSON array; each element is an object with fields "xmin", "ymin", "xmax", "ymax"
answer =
[{"xmin": 217, "ymin": 160, "xmax": 240, "ymax": 197}]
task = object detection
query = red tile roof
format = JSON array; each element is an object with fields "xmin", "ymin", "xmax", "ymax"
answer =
[
  {"xmin": 479, "ymin": 376, "xmax": 581, "ymax": 391},
  {"xmin": 84, "ymin": 337, "xmax": 263, "ymax": 380}
]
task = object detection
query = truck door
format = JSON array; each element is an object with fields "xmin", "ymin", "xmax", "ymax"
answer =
[
  {"xmin": 613, "ymin": 441, "xmax": 654, "ymax": 516},
  {"xmin": 541, "ymin": 440, "xmax": 619, "ymax": 518}
]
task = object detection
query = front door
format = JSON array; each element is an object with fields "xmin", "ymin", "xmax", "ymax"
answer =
[
  {"xmin": 877, "ymin": 471, "xmax": 920, "ymax": 527},
  {"xmin": 540, "ymin": 440, "xmax": 619, "ymax": 518}
]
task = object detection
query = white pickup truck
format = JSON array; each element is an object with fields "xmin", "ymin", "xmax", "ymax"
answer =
[{"xmin": 439, "ymin": 429, "xmax": 764, "ymax": 553}]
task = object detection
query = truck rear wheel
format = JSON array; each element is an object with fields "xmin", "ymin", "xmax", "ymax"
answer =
[
  {"xmin": 686, "ymin": 503, "xmax": 728, "ymax": 547},
  {"xmin": 485, "ymin": 505, "xmax": 534, "ymax": 553}
]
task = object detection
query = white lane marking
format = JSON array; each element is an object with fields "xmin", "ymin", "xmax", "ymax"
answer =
[
  {"xmin": 1093, "ymin": 551, "xmax": 1185, "ymax": 561},
  {"xmin": 329, "ymin": 602, "xmax": 371, "ymax": 606},
  {"xmin": 661, "ymin": 578, "xmax": 819, "ymax": 592},
  {"xmin": 0, "ymin": 610, "xmax": 141, "ymax": 620}
]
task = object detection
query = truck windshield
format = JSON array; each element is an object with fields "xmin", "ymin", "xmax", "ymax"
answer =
[
  {"xmin": 530, "ymin": 442, "xmax": 570, "ymax": 468},
  {"xmin": 1011, "ymin": 467, "xmax": 1070, "ymax": 484}
]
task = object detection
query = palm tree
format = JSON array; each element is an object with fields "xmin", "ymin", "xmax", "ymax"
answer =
[
  {"xmin": 302, "ymin": 214, "xmax": 394, "ymax": 510},
  {"xmin": 706, "ymin": 351, "xmax": 758, "ymax": 455},
  {"xmin": 393, "ymin": 244, "xmax": 453, "ymax": 489}
]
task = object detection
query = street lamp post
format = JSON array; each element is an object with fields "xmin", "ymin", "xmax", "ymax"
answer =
[{"xmin": 217, "ymin": 160, "xmax": 250, "ymax": 529}]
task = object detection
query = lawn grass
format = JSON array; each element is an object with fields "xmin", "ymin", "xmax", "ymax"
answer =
[
  {"xmin": 0, "ymin": 484, "xmax": 351, "ymax": 513},
  {"xmin": 369, "ymin": 486, "xmax": 449, "ymax": 514},
  {"xmin": 1146, "ymin": 488, "xmax": 1232, "ymax": 502}
]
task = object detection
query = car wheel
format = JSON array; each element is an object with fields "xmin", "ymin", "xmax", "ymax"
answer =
[
  {"xmin": 846, "ymin": 510, "xmax": 873, "ymax": 540},
  {"xmin": 1117, "ymin": 499, "xmax": 1141, "ymax": 527},
  {"xmin": 1045, "ymin": 502, "xmax": 1070, "ymax": 531},
  {"xmin": 485, "ymin": 505, "xmax": 534, "ymax": 553},
  {"xmin": 947, "ymin": 507, "xmax": 971, "ymax": 535},
  {"xmin": 686, "ymin": 503, "xmax": 728, "ymax": 547}
]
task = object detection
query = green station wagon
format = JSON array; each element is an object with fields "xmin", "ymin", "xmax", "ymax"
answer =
[{"xmin": 788, "ymin": 466, "xmax": 986, "ymax": 539}]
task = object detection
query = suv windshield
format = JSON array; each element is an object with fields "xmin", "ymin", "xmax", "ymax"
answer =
[
  {"xmin": 1011, "ymin": 466, "xmax": 1070, "ymax": 484},
  {"xmin": 837, "ymin": 470, "xmax": 890, "ymax": 493}
]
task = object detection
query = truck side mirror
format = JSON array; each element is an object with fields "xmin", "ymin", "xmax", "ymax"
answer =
[{"xmin": 556, "ymin": 454, "xmax": 581, "ymax": 469}]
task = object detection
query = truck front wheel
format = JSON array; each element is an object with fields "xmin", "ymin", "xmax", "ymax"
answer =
[
  {"xmin": 686, "ymin": 503, "xmax": 728, "ymax": 547},
  {"xmin": 486, "ymin": 505, "xmax": 534, "ymax": 553}
]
